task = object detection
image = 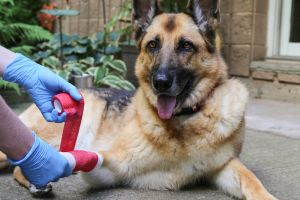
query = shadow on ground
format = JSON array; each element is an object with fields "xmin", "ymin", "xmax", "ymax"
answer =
[{"xmin": 1, "ymin": 130, "xmax": 299, "ymax": 200}]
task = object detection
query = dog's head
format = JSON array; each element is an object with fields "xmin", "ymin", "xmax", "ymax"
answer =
[{"xmin": 133, "ymin": 0, "xmax": 227, "ymax": 120}]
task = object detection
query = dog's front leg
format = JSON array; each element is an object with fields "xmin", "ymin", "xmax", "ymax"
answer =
[
  {"xmin": 0, "ymin": 151, "xmax": 9, "ymax": 169},
  {"xmin": 213, "ymin": 158, "xmax": 278, "ymax": 200},
  {"xmin": 81, "ymin": 151, "xmax": 121, "ymax": 189}
]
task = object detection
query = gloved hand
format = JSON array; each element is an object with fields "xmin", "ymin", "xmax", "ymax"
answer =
[
  {"xmin": 3, "ymin": 54, "xmax": 82, "ymax": 122},
  {"xmin": 8, "ymin": 132, "xmax": 72, "ymax": 188}
]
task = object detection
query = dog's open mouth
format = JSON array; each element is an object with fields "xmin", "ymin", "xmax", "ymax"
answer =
[{"xmin": 157, "ymin": 95, "xmax": 176, "ymax": 120}]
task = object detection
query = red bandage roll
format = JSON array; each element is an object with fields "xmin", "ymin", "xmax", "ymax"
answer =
[
  {"xmin": 52, "ymin": 93, "xmax": 84, "ymax": 152},
  {"xmin": 61, "ymin": 150, "xmax": 103, "ymax": 172}
]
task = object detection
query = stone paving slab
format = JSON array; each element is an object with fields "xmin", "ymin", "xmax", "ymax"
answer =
[{"xmin": 1, "ymin": 130, "xmax": 299, "ymax": 200}]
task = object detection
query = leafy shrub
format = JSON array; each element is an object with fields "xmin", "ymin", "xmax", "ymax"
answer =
[
  {"xmin": 0, "ymin": 0, "xmax": 52, "ymax": 55},
  {"xmin": 0, "ymin": 0, "xmax": 51, "ymax": 94},
  {"xmin": 33, "ymin": 33, "xmax": 135, "ymax": 91}
]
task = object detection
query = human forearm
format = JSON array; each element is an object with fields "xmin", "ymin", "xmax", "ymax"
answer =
[
  {"xmin": 0, "ymin": 96, "xmax": 34, "ymax": 160},
  {"xmin": 0, "ymin": 96, "xmax": 72, "ymax": 187},
  {"xmin": 0, "ymin": 46, "xmax": 16, "ymax": 76}
]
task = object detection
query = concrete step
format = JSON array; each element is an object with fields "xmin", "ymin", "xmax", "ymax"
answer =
[{"xmin": 246, "ymin": 98, "xmax": 300, "ymax": 138}]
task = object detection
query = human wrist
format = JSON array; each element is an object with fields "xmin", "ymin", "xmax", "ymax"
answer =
[
  {"xmin": 3, "ymin": 53, "xmax": 39, "ymax": 89},
  {"xmin": 0, "ymin": 45, "xmax": 17, "ymax": 75},
  {"xmin": 8, "ymin": 132, "xmax": 43, "ymax": 166},
  {"xmin": 7, "ymin": 131, "xmax": 34, "ymax": 161},
  {"xmin": 9, "ymin": 132, "xmax": 72, "ymax": 188}
]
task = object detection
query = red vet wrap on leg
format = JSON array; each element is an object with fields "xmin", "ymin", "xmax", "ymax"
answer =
[
  {"xmin": 69, "ymin": 150, "xmax": 99, "ymax": 172},
  {"xmin": 51, "ymin": 93, "xmax": 84, "ymax": 152}
]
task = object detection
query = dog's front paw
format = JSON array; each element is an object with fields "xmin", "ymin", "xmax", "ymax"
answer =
[
  {"xmin": 29, "ymin": 183, "xmax": 52, "ymax": 197},
  {"xmin": 0, "ymin": 152, "xmax": 9, "ymax": 169}
]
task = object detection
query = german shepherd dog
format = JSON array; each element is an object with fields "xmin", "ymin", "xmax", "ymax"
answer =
[{"xmin": 0, "ymin": 0, "xmax": 277, "ymax": 199}]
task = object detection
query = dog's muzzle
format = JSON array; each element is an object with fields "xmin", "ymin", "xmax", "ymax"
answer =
[{"xmin": 152, "ymin": 69, "xmax": 174, "ymax": 94}]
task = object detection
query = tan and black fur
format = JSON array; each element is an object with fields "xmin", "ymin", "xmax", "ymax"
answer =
[{"xmin": 0, "ymin": 0, "xmax": 277, "ymax": 199}]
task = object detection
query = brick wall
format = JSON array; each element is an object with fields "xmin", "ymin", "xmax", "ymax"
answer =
[
  {"xmin": 57, "ymin": 0, "xmax": 127, "ymax": 36},
  {"xmin": 220, "ymin": 0, "xmax": 268, "ymax": 77}
]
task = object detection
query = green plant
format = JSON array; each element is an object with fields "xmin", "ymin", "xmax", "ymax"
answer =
[
  {"xmin": 0, "ymin": 0, "xmax": 52, "ymax": 55},
  {"xmin": 106, "ymin": 0, "xmax": 134, "ymax": 45},
  {"xmin": 33, "ymin": 33, "xmax": 135, "ymax": 91},
  {"xmin": 0, "ymin": 0, "xmax": 52, "ymax": 94},
  {"xmin": 108, "ymin": 0, "xmax": 189, "ymax": 45},
  {"xmin": 160, "ymin": 0, "xmax": 189, "ymax": 13},
  {"xmin": 32, "ymin": 1, "xmax": 136, "ymax": 91},
  {"xmin": 0, "ymin": 78, "xmax": 21, "ymax": 95},
  {"xmin": 40, "ymin": 9, "xmax": 80, "ymax": 67}
]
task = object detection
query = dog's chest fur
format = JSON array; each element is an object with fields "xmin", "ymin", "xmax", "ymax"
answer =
[{"xmin": 77, "ymin": 80, "xmax": 247, "ymax": 190}]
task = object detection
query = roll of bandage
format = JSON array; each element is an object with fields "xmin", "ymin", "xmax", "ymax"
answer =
[{"xmin": 52, "ymin": 93, "xmax": 103, "ymax": 172}]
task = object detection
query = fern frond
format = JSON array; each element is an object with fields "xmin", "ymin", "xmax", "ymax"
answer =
[
  {"xmin": 10, "ymin": 45, "xmax": 36, "ymax": 57},
  {"xmin": 1, "ymin": 23, "xmax": 52, "ymax": 45},
  {"xmin": 0, "ymin": 78, "xmax": 20, "ymax": 95}
]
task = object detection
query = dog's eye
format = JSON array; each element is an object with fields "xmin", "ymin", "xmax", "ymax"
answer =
[
  {"xmin": 147, "ymin": 40, "xmax": 159, "ymax": 50},
  {"xmin": 177, "ymin": 39, "xmax": 194, "ymax": 52},
  {"xmin": 181, "ymin": 41, "xmax": 193, "ymax": 50}
]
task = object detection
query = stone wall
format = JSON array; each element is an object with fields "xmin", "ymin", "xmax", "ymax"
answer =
[
  {"xmin": 219, "ymin": 0, "xmax": 300, "ymax": 101},
  {"xmin": 54, "ymin": 0, "xmax": 300, "ymax": 101},
  {"xmin": 219, "ymin": 0, "xmax": 268, "ymax": 77},
  {"xmin": 57, "ymin": 0, "xmax": 127, "ymax": 36},
  {"xmin": 57, "ymin": 0, "xmax": 269, "ymax": 77}
]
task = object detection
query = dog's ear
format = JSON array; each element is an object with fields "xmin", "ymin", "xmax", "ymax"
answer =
[
  {"xmin": 132, "ymin": 0, "xmax": 161, "ymax": 44},
  {"xmin": 186, "ymin": 0, "xmax": 220, "ymax": 51}
]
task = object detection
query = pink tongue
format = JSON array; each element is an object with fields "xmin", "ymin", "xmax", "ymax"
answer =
[{"xmin": 157, "ymin": 95, "xmax": 176, "ymax": 120}]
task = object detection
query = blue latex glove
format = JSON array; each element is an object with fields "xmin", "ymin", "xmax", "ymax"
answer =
[
  {"xmin": 3, "ymin": 54, "xmax": 82, "ymax": 122},
  {"xmin": 8, "ymin": 132, "xmax": 72, "ymax": 188}
]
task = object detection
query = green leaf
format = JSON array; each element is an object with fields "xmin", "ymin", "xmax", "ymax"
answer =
[
  {"xmin": 65, "ymin": 62, "xmax": 83, "ymax": 70},
  {"xmin": 38, "ymin": 42, "xmax": 55, "ymax": 50},
  {"xmin": 53, "ymin": 34, "xmax": 73, "ymax": 46},
  {"xmin": 63, "ymin": 46, "xmax": 74, "ymax": 55},
  {"xmin": 79, "ymin": 57, "xmax": 94, "ymax": 66},
  {"xmin": 41, "ymin": 9, "xmax": 80, "ymax": 16},
  {"xmin": 70, "ymin": 34, "xmax": 80, "ymax": 43},
  {"xmin": 71, "ymin": 67, "xmax": 84, "ymax": 76},
  {"xmin": 57, "ymin": 70, "xmax": 70, "ymax": 80},
  {"xmin": 94, "ymin": 53, "xmax": 104, "ymax": 65},
  {"xmin": 86, "ymin": 67, "xmax": 97, "ymax": 76},
  {"xmin": 33, "ymin": 50, "xmax": 51, "ymax": 61},
  {"xmin": 73, "ymin": 46, "xmax": 87, "ymax": 54},
  {"xmin": 109, "ymin": 32, "xmax": 121, "ymax": 42},
  {"xmin": 90, "ymin": 41, "xmax": 99, "ymax": 51},
  {"xmin": 95, "ymin": 32, "xmax": 105, "ymax": 44},
  {"xmin": 77, "ymin": 37, "xmax": 89, "ymax": 45},
  {"xmin": 99, "ymin": 55, "xmax": 114, "ymax": 63},
  {"xmin": 42, "ymin": 56, "xmax": 60, "ymax": 69},
  {"xmin": 105, "ymin": 59, "xmax": 127, "ymax": 74},
  {"xmin": 10, "ymin": 45, "xmax": 35, "ymax": 57},
  {"xmin": 0, "ymin": 78, "xmax": 20, "ymax": 95},
  {"xmin": 61, "ymin": 35, "xmax": 73, "ymax": 45},
  {"xmin": 94, "ymin": 67, "xmax": 108, "ymax": 83},
  {"xmin": 101, "ymin": 75, "xmax": 122, "ymax": 82},
  {"xmin": 3, "ymin": 23, "xmax": 53, "ymax": 45},
  {"xmin": 104, "ymin": 45, "xmax": 121, "ymax": 54},
  {"xmin": 118, "ymin": 80, "xmax": 135, "ymax": 91},
  {"xmin": 65, "ymin": 55, "xmax": 78, "ymax": 62},
  {"xmin": 98, "ymin": 75, "xmax": 122, "ymax": 89}
]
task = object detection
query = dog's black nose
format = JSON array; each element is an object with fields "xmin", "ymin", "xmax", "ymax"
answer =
[{"xmin": 152, "ymin": 70, "xmax": 174, "ymax": 92}]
